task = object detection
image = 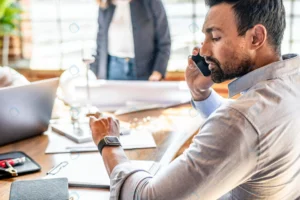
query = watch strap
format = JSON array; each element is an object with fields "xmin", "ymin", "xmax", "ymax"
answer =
[
  {"xmin": 97, "ymin": 138, "xmax": 107, "ymax": 155},
  {"xmin": 97, "ymin": 136, "xmax": 121, "ymax": 155}
]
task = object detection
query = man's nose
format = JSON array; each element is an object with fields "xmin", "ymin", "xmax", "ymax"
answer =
[{"xmin": 200, "ymin": 41, "xmax": 211, "ymax": 58}]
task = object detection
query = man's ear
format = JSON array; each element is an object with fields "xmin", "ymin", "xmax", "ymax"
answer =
[{"xmin": 247, "ymin": 24, "xmax": 267, "ymax": 50}]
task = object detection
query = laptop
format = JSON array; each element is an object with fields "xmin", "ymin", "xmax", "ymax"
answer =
[{"xmin": 0, "ymin": 78, "xmax": 59, "ymax": 146}]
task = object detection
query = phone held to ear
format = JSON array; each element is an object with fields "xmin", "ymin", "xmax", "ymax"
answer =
[{"xmin": 191, "ymin": 54, "xmax": 211, "ymax": 77}]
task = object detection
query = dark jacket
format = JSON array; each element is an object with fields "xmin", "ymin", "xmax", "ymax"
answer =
[{"xmin": 90, "ymin": 0, "xmax": 171, "ymax": 79}]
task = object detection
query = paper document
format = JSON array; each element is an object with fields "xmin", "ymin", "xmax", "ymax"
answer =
[
  {"xmin": 45, "ymin": 154, "xmax": 160, "ymax": 188},
  {"xmin": 114, "ymin": 100, "xmax": 189, "ymax": 115},
  {"xmin": 72, "ymin": 80, "xmax": 191, "ymax": 111},
  {"xmin": 45, "ymin": 128, "xmax": 156, "ymax": 154}
]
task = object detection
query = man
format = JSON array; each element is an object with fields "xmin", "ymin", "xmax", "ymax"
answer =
[
  {"xmin": 0, "ymin": 66, "xmax": 28, "ymax": 87},
  {"xmin": 90, "ymin": 0, "xmax": 300, "ymax": 199}
]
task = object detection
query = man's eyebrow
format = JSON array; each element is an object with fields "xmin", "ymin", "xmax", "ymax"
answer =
[{"xmin": 202, "ymin": 27, "xmax": 222, "ymax": 33}]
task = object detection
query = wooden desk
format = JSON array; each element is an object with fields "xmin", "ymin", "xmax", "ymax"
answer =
[{"xmin": 0, "ymin": 104, "xmax": 203, "ymax": 200}]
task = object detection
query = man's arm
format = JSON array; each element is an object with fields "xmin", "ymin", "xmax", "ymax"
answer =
[
  {"xmin": 185, "ymin": 47, "xmax": 223, "ymax": 118},
  {"xmin": 191, "ymin": 88, "xmax": 227, "ymax": 118},
  {"xmin": 90, "ymin": 107, "xmax": 258, "ymax": 200},
  {"xmin": 102, "ymin": 146, "xmax": 129, "ymax": 176},
  {"xmin": 89, "ymin": 116, "xmax": 130, "ymax": 175}
]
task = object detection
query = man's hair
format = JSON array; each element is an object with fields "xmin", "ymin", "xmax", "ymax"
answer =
[{"xmin": 205, "ymin": 0, "xmax": 286, "ymax": 54}]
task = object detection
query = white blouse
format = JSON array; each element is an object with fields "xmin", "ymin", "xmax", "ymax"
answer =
[{"xmin": 108, "ymin": 0, "xmax": 135, "ymax": 58}]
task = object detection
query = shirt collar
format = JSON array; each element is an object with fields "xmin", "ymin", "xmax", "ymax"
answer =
[{"xmin": 228, "ymin": 54, "xmax": 300, "ymax": 98}]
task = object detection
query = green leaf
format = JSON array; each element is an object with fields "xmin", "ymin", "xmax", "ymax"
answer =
[
  {"xmin": 5, "ymin": 8, "xmax": 22, "ymax": 17},
  {"xmin": 0, "ymin": 0, "xmax": 13, "ymax": 19},
  {"xmin": 0, "ymin": 23, "xmax": 14, "ymax": 36},
  {"xmin": 0, "ymin": 0, "xmax": 22, "ymax": 35}
]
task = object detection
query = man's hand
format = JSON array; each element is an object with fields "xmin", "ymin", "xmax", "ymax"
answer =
[
  {"xmin": 185, "ymin": 47, "xmax": 214, "ymax": 101},
  {"xmin": 149, "ymin": 71, "xmax": 163, "ymax": 81},
  {"xmin": 89, "ymin": 113, "xmax": 128, "ymax": 176},
  {"xmin": 89, "ymin": 113, "xmax": 120, "ymax": 146}
]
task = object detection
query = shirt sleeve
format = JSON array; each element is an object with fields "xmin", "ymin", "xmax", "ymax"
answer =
[
  {"xmin": 191, "ymin": 89, "xmax": 227, "ymax": 118},
  {"xmin": 109, "ymin": 106, "xmax": 259, "ymax": 200}
]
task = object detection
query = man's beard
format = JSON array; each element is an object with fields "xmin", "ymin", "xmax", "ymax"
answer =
[{"xmin": 206, "ymin": 55, "xmax": 253, "ymax": 83}]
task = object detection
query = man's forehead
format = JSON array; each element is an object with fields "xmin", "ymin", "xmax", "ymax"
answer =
[{"xmin": 202, "ymin": 3, "xmax": 235, "ymax": 33}]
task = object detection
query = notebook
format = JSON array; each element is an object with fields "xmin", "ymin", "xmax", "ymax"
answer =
[
  {"xmin": 45, "ymin": 154, "xmax": 160, "ymax": 188},
  {"xmin": 9, "ymin": 178, "xmax": 68, "ymax": 200}
]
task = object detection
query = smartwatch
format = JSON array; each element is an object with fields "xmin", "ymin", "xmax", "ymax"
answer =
[{"xmin": 98, "ymin": 136, "xmax": 121, "ymax": 155}]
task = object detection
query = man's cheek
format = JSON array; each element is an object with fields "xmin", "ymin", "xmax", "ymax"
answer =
[
  {"xmin": 221, "ymin": 45, "xmax": 234, "ymax": 58},
  {"xmin": 220, "ymin": 47, "xmax": 236, "ymax": 67}
]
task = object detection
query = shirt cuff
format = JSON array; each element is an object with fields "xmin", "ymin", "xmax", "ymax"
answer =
[
  {"xmin": 191, "ymin": 89, "xmax": 224, "ymax": 118},
  {"xmin": 110, "ymin": 162, "xmax": 152, "ymax": 200}
]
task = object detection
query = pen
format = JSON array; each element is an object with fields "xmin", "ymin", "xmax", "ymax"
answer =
[
  {"xmin": 120, "ymin": 129, "xmax": 131, "ymax": 135},
  {"xmin": 0, "ymin": 157, "xmax": 26, "ymax": 168},
  {"xmin": 86, "ymin": 112, "xmax": 103, "ymax": 118}
]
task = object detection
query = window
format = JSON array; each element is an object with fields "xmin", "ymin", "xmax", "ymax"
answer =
[
  {"xmin": 165, "ymin": 0, "xmax": 300, "ymax": 71},
  {"xmin": 19, "ymin": 0, "xmax": 300, "ymax": 71},
  {"xmin": 25, "ymin": 0, "xmax": 98, "ymax": 70}
]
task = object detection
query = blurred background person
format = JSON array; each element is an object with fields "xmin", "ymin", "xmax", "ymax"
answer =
[
  {"xmin": 91, "ymin": 0, "xmax": 171, "ymax": 81},
  {"xmin": 0, "ymin": 67, "xmax": 29, "ymax": 88}
]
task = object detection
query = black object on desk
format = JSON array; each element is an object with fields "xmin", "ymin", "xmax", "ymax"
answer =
[
  {"xmin": 9, "ymin": 178, "xmax": 69, "ymax": 200},
  {"xmin": 0, "ymin": 151, "xmax": 41, "ymax": 179},
  {"xmin": 191, "ymin": 54, "xmax": 211, "ymax": 76}
]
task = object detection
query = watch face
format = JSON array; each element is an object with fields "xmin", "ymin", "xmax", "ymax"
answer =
[{"xmin": 104, "ymin": 136, "xmax": 120, "ymax": 145}]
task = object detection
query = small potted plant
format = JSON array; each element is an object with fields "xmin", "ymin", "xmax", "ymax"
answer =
[{"xmin": 0, "ymin": 0, "xmax": 22, "ymax": 66}]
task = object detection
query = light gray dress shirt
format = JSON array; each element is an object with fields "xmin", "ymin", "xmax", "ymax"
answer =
[{"xmin": 109, "ymin": 54, "xmax": 300, "ymax": 200}]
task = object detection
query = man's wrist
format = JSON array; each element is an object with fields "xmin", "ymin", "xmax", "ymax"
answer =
[
  {"xmin": 191, "ymin": 89, "xmax": 212, "ymax": 101},
  {"xmin": 102, "ymin": 146, "xmax": 123, "ymax": 155},
  {"xmin": 97, "ymin": 136, "xmax": 121, "ymax": 155}
]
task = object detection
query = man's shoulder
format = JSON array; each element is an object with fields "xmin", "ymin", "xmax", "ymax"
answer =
[
  {"xmin": 223, "ymin": 87, "xmax": 271, "ymax": 123},
  {"xmin": 224, "ymin": 77, "xmax": 299, "ymax": 130},
  {"xmin": 231, "ymin": 78, "xmax": 295, "ymax": 110}
]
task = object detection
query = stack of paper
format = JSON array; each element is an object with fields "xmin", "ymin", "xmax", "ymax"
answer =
[{"xmin": 72, "ymin": 80, "xmax": 191, "ymax": 112}]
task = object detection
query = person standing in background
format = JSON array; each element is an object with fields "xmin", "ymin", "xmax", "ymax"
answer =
[{"xmin": 91, "ymin": 0, "xmax": 171, "ymax": 81}]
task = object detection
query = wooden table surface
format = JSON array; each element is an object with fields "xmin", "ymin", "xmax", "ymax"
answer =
[{"xmin": 0, "ymin": 103, "xmax": 203, "ymax": 200}]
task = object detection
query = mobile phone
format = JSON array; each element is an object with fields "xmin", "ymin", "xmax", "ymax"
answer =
[{"xmin": 191, "ymin": 54, "xmax": 211, "ymax": 76}]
